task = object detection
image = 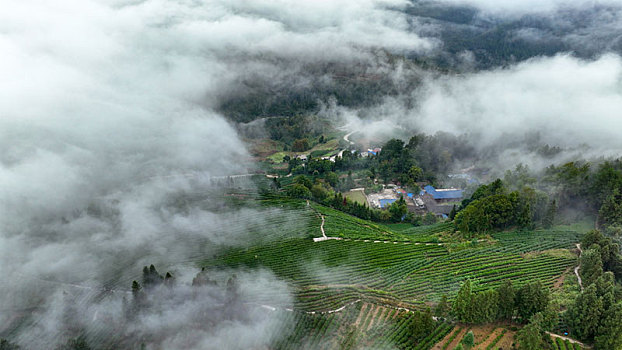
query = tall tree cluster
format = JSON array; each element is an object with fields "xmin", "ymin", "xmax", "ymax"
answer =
[
  {"xmin": 454, "ymin": 179, "xmax": 538, "ymax": 236},
  {"xmin": 452, "ymin": 280, "xmax": 549, "ymax": 324},
  {"xmin": 564, "ymin": 230, "xmax": 622, "ymax": 349}
]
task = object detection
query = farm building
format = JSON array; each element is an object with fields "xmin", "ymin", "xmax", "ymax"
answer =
[
  {"xmin": 418, "ymin": 185, "xmax": 462, "ymax": 217},
  {"xmin": 420, "ymin": 185, "xmax": 463, "ymax": 204}
]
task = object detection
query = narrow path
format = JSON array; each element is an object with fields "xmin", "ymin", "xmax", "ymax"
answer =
[
  {"xmin": 312, "ymin": 213, "xmax": 342, "ymax": 242},
  {"xmin": 546, "ymin": 331, "xmax": 591, "ymax": 348},
  {"xmin": 575, "ymin": 243, "xmax": 584, "ymax": 291},
  {"xmin": 340, "ymin": 238, "xmax": 488, "ymax": 246},
  {"xmin": 261, "ymin": 298, "xmax": 436, "ymax": 318},
  {"xmin": 265, "ymin": 299, "xmax": 361, "ymax": 315}
]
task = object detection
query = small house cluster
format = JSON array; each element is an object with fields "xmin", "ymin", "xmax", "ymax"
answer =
[
  {"xmin": 360, "ymin": 148, "xmax": 382, "ymax": 157},
  {"xmin": 367, "ymin": 184, "xmax": 463, "ymax": 218}
]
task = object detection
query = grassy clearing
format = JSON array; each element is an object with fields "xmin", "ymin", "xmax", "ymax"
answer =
[
  {"xmin": 552, "ymin": 219, "xmax": 596, "ymax": 234},
  {"xmin": 267, "ymin": 151, "xmax": 289, "ymax": 163},
  {"xmin": 523, "ymin": 248, "xmax": 577, "ymax": 260},
  {"xmin": 344, "ymin": 189, "xmax": 367, "ymax": 205}
]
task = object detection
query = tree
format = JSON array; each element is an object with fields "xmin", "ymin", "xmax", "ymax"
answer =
[
  {"xmin": 567, "ymin": 284, "xmax": 604, "ymax": 340},
  {"xmin": 142, "ymin": 264, "xmax": 163, "ymax": 288},
  {"xmin": 407, "ymin": 165, "xmax": 423, "ymax": 184},
  {"xmin": 164, "ymin": 271, "xmax": 174, "ymax": 286},
  {"xmin": 472, "ymin": 289, "xmax": 499, "ymax": 323},
  {"xmin": 423, "ymin": 212, "xmax": 437, "ymax": 225},
  {"xmin": 286, "ymin": 183, "xmax": 311, "ymax": 198},
  {"xmin": 581, "ymin": 230, "xmax": 622, "ymax": 278},
  {"xmin": 542, "ymin": 199, "xmax": 557, "ymax": 228},
  {"xmin": 449, "ymin": 205, "xmax": 457, "ymax": 220},
  {"xmin": 411, "ymin": 308, "xmax": 435, "ymax": 342},
  {"xmin": 462, "ymin": 179, "xmax": 506, "ymax": 208},
  {"xmin": 517, "ymin": 314, "xmax": 544, "ymax": 350},
  {"xmin": 294, "ymin": 175, "xmax": 313, "ymax": 189},
  {"xmin": 593, "ymin": 272, "xmax": 616, "ymax": 311},
  {"xmin": 580, "ymin": 246, "xmax": 604, "ymax": 287},
  {"xmin": 192, "ymin": 268, "xmax": 216, "ymax": 286},
  {"xmin": 435, "ymin": 295, "xmax": 451, "ymax": 319},
  {"xmin": 345, "ymin": 171, "xmax": 355, "ymax": 190},
  {"xmin": 504, "ymin": 164, "xmax": 536, "ymax": 189},
  {"xmin": 591, "ymin": 161, "xmax": 622, "ymax": 208},
  {"xmin": 497, "ymin": 280, "xmax": 516, "ymax": 320},
  {"xmin": 454, "ymin": 344, "xmax": 464, "ymax": 350},
  {"xmin": 462, "ymin": 331, "xmax": 474, "ymax": 348},
  {"xmin": 311, "ymin": 184, "xmax": 329, "ymax": 200},
  {"xmin": 599, "ymin": 189, "xmax": 622, "ymax": 227},
  {"xmin": 388, "ymin": 198, "xmax": 408, "ymax": 222},
  {"xmin": 546, "ymin": 161, "xmax": 590, "ymax": 207},
  {"xmin": 594, "ymin": 303, "xmax": 622, "ymax": 350},
  {"xmin": 131, "ymin": 280, "xmax": 142, "ymax": 296},
  {"xmin": 454, "ymin": 202, "xmax": 489, "ymax": 236},
  {"xmin": 292, "ymin": 138, "xmax": 310, "ymax": 152},
  {"xmin": 453, "ymin": 280, "xmax": 473, "ymax": 322},
  {"xmin": 326, "ymin": 172, "xmax": 339, "ymax": 187},
  {"xmin": 379, "ymin": 210, "xmax": 391, "ymax": 221},
  {"xmin": 411, "ymin": 214, "xmax": 423, "ymax": 226},
  {"xmin": 515, "ymin": 281, "xmax": 549, "ymax": 322}
]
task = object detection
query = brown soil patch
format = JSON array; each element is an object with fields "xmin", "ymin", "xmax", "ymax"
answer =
[
  {"xmin": 354, "ymin": 303, "xmax": 368, "ymax": 326},
  {"xmin": 470, "ymin": 324, "xmax": 497, "ymax": 346},
  {"xmin": 445, "ymin": 327, "xmax": 469, "ymax": 350},
  {"xmin": 432, "ymin": 326, "xmax": 460, "ymax": 350},
  {"xmin": 553, "ymin": 267, "xmax": 572, "ymax": 289},
  {"xmin": 475, "ymin": 327, "xmax": 503, "ymax": 349},
  {"xmin": 366, "ymin": 306, "xmax": 382, "ymax": 331},
  {"xmin": 494, "ymin": 329, "xmax": 517, "ymax": 350}
]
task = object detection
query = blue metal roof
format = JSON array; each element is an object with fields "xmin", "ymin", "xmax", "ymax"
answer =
[
  {"xmin": 379, "ymin": 199, "xmax": 397, "ymax": 208},
  {"xmin": 423, "ymin": 185, "xmax": 463, "ymax": 200}
]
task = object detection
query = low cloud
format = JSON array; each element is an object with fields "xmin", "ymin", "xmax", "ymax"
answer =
[
  {"xmin": 15, "ymin": 269, "xmax": 292, "ymax": 350},
  {"xmin": 329, "ymin": 54, "xmax": 622, "ymax": 169},
  {"xmin": 412, "ymin": 54, "xmax": 622, "ymax": 151},
  {"xmin": 433, "ymin": 0, "xmax": 621, "ymax": 16},
  {"xmin": 3, "ymin": 0, "xmax": 429, "ymax": 346}
]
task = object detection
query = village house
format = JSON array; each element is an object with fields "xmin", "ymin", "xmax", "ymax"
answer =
[{"xmin": 420, "ymin": 185, "xmax": 463, "ymax": 216}]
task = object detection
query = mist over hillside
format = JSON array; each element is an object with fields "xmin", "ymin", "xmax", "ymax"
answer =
[{"xmin": 2, "ymin": 0, "xmax": 622, "ymax": 349}]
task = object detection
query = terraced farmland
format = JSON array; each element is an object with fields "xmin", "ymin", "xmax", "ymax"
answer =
[
  {"xmin": 201, "ymin": 200, "xmax": 584, "ymax": 349},
  {"xmin": 432, "ymin": 324, "xmax": 517, "ymax": 350},
  {"xmin": 268, "ymin": 304, "xmax": 453, "ymax": 350}
]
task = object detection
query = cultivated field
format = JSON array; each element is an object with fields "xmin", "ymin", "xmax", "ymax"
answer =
[{"xmin": 200, "ymin": 198, "xmax": 584, "ymax": 349}]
